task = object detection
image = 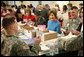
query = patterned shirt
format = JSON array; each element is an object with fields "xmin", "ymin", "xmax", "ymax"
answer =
[{"xmin": 2, "ymin": 35, "xmax": 41, "ymax": 56}]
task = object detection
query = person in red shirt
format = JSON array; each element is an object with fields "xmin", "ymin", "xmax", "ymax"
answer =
[
  {"xmin": 1, "ymin": 8, "xmax": 7, "ymax": 17},
  {"xmin": 22, "ymin": 9, "xmax": 35, "ymax": 23}
]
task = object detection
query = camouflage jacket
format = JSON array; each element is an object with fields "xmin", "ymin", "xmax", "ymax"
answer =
[
  {"xmin": 66, "ymin": 17, "xmax": 81, "ymax": 32},
  {"xmin": 1, "ymin": 34, "xmax": 6, "ymax": 55},
  {"xmin": 2, "ymin": 35, "xmax": 41, "ymax": 56},
  {"xmin": 59, "ymin": 32, "xmax": 83, "ymax": 56}
]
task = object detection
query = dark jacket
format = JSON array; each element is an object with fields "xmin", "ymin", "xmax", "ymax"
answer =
[
  {"xmin": 76, "ymin": 23, "xmax": 83, "ymax": 32},
  {"xmin": 15, "ymin": 9, "xmax": 23, "ymax": 22},
  {"xmin": 34, "ymin": 17, "xmax": 47, "ymax": 27},
  {"xmin": 40, "ymin": 8, "xmax": 49, "ymax": 23}
]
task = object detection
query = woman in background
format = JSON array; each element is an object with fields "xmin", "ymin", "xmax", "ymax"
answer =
[
  {"xmin": 22, "ymin": 9, "xmax": 35, "ymax": 23},
  {"xmin": 62, "ymin": 5, "xmax": 69, "ymax": 29}
]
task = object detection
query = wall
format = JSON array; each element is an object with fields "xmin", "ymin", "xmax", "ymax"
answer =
[
  {"xmin": 42, "ymin": 1, "xmax": 69, "ymax": 11},
  {"xmin": 15, "ymin": 1, "xmax": 21, "ymax": 6},
  {"xmin": 70, "ymin": 1, "xmax": 83, "ymax": 9},
  {"xmin": 7, "ymin": 1, "xmax": 83, "ymax": 10},
  {"xmin": 23, "ymin": 1, "xmax": 31, "ymax": 6}
]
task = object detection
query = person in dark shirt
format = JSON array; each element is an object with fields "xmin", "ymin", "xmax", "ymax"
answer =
[
  {"xmin": 71, "ymin": 7, "xmax": 83, "ymax": 35},
  {"xmin": 40, "ymin": 4, "xmax": 50, "ymax": 23},
  {"xmin": 15, "ymin": 6, "xmax": 22, "ymax": 22},
  {"xmin": 34, "ymin": 10, "xmax": 47, "ymax": 27}
]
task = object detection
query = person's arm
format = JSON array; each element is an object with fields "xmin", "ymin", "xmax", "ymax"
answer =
[
  {"xmin": 47, "ymin": 20, "xmax": 50, "ymax": 30},
  {"xmin": 71, "ymin": 29, "xmax": 81, "ymax": 35},
  {"xmin": 64, "ymin": 20, "xmax": 71, "ymax": 35},
  {"xmin": 71, "ymin": 23, "xmax": 82, "ymax": 35},
  {"xmin": 63, "ymin": 33, "xmax": 83, "ymax": 51},
  {"xmin": 12, "ymin": 40, "xmax": 41, "ymax": 56},
  {"xmin": 56, "ymin": 23, "xmax": 61, "ymax": 34}
]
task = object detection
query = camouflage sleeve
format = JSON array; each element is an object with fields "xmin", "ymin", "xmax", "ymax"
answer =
[
  {"xmin": 63, "ymin": 33, "xmax": 83, "ymax": 51},
  {"xmin": 1, "ymin": 36, "xmax": 6, "ymax": 55},
  {"xmin": 65, "ymin": 19, "xmax": 71, "ymax": 32},
  {"xmin": 11, "ymin": 40, "xmax": 41, "ymax": 56},
  {"xmin": 28, "ymin": 43, "xmax": 41, "ymax": 55}
]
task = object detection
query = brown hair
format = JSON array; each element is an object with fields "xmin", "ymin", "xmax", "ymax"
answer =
[
  {"xmin": 67, "ymin": 3, "xmax": 72, "ymax": 7},
  {"xmin": 25, "ymin": 9, "xmax": 31, "ymax": 16},
  {"xmin": 2, "ymin": 14, "xmax": 16, "ymax": 29},
  {"xmin": 48, "ymin": 8, "xmax": 57, "ymax": 17},
  {"xmin": 80, "ymin": 7, "xmax": 83, "ymax": 13},
  {"xmin": 55, "ymin": 4, "xmax": 59, "ymax": 9}
]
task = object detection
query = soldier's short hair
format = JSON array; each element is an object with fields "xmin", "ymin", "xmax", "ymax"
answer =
[
  {"xmin": 2, "ymin": 14, "xmax": 16, "ymax": 29},
  {"xmin": 71, "ymin": 6, "xmax": 78, "ymax": 10}
]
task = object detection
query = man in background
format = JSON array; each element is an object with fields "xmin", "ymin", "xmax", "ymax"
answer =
[{"xmin": 64, "ymin": 6, "xmax": 81, "ymax": 35}]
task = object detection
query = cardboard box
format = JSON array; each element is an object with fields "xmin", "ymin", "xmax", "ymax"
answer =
[
  {"xmin": 21, "ymin": 24, "xmax": 34, "ymax": 30},
  {"xmin": 21, "ymin": 25, "xmax": 36, "ymax": 38},
  {"xmin": 43, "ymin": 32, "xmax": 58, "ymax": 41},
  {"xmin": 23, "ymin": 30, "xmax": 36, "ymax": 38},
  {"xmin": 37, "ymin": 30, "xmax": 58, "ymax": 41},
  {"xmin": 42, "ymin": 30, "xmax": 49, "ymax": 33}
]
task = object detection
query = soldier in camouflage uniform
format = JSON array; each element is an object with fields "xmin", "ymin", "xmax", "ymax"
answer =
[
  {"xmin": 64, "ymin": 6, "xmax": 81, "ymax": 35},
  {"xmin": 2, "ymin": 35, "xmax": 41, "ymax": 56},
  {"xmin": 59, "ymin": 32, "xmax": 83, "ymax": 56},
  {"xmin": 59, "ymin": 7, "xmax": 83, "ymax": 56},
  {"xmin": 1, "ymin": 14, "xmax": 41, "ymax": 56},
  {"xmin": 1, "ymin": 33, "xmax": 6, "ymax": 55}
]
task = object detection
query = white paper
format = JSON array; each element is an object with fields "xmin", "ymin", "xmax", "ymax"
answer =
[
  {"xmin": 40, "ymin": 45, "xmax": 50, "ymax": 51},
  {"xmin": 61, "ymin": 32, "xmax": 77, "ymax": 39},
  {"xmin": 24, "ymin": 19, "xmax": 27, "ymax": 23},
  {"xmin": 19, "ymin": 37, "xmax": 36, "ymax": 44}
]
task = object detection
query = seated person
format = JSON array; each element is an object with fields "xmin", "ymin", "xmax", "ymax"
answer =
[
  {"xmin": 59, "ymin": 7, "xmax": 83, "ymax": 56},
  {"xmin": 22, "ymin": 9, "xmax": 35, "ymax": 23},
  {"xmin": 64, "ymin": 6, "xmax": 81, "ymax": 35},
  {"xmin": 20, "ymin": 6, "xmax": 25, "ymax": 15},
  {"xmin": 1, "ymin": 14, "xmax": 41, "ymax": 56},
  {"xmin": 47, "ymin": 10, "xmax": 61, "ymax": 34},
  {"xmin": 1, "ymin": 8, "xmax": 7, "ymax": 17},
  {"xmin": 34, "ymin": 10, "xmax": 47, "ymax": 27},
  {"xmin": 71, "ymin": 7, "xmax": 83, "ymax": 35}
]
